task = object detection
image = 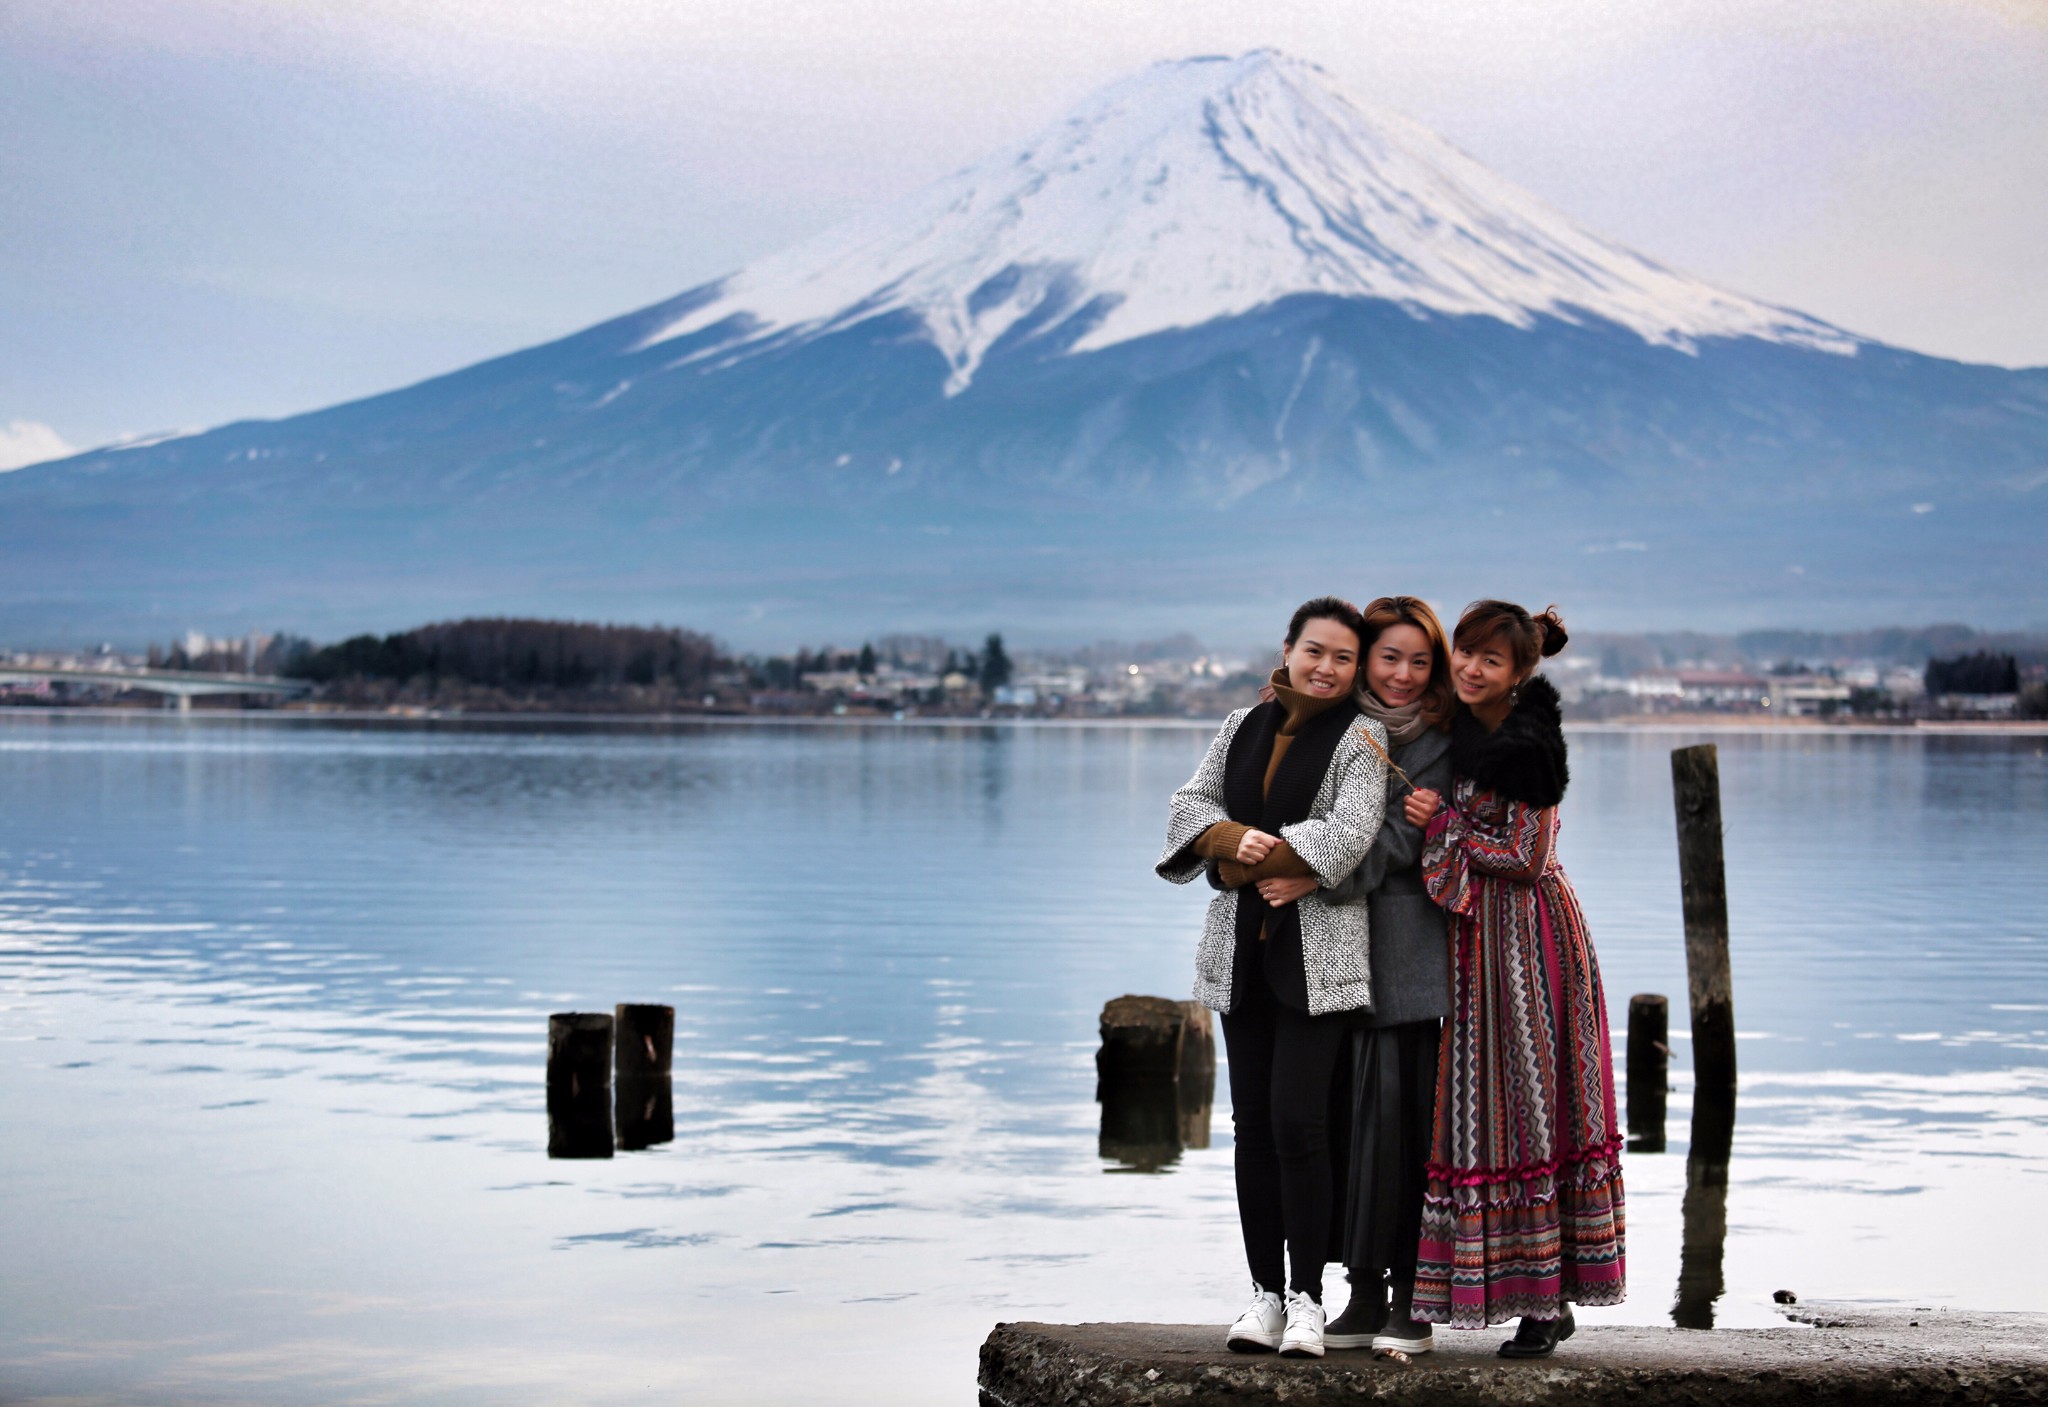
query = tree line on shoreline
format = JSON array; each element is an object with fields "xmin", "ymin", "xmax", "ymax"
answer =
[
  {"xmin": 254, "ymin": 617, "xmax": 1018, "ymax": 712},
  {"xmin": 286, "ymin": 618, "xmax": 724, "ymax": 693},
  {"xmin": 99, "ymin": 615, "xmax": 2047, "ymax": 720}
]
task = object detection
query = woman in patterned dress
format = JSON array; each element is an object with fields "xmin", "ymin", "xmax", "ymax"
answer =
[{"xmin": 1400, "ymin": 601, "xmax": 1625, "ymax": 1357}]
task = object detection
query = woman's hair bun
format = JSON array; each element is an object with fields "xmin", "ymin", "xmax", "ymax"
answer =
[{"xmin": 1533, "ymin": 605, "xmax": 1569, "ymax": 658}]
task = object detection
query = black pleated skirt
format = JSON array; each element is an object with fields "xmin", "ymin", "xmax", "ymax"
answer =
[{"xmin": 1340, "ymin": 1018, "xmax": 1442, "ymax": 1277}]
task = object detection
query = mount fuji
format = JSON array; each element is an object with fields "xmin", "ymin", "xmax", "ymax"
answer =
[{"xmin": 7, "ymin": 51, "xmax": 2046, "ymax": 645}]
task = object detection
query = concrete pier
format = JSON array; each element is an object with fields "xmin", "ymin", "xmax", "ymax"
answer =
[{"xmin": 979, "ymin": 1308, "xmax": 2048, "ymax": 1407}]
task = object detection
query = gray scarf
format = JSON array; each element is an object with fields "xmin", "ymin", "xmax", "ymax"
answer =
[{"xmin": 1355, "ymin": 691, "xmax": 1429, "ymax": 747}]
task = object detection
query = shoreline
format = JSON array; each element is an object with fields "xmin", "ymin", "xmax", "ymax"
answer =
[{"xmin": 3, "ymin": 705, "xmax": 2047, "ymax": 736}]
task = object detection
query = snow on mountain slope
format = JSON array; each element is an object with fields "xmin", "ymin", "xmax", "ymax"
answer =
[{"xmin": 640, "ymin": 50, "xmax": 1858, "ymax": 394}]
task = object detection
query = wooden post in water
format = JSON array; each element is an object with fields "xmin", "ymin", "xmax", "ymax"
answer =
[
  {"xmin": 614, "ymin": 1003, "xmax": 674, "ymax": 1078},
  {"xmin": 1626, "ymin": 993, "xmax": 1669, "ymax": 1153},
  {"xmin": 1096, "ymin": 995, "xmax": 1215, "ymax": 1170},
  {"xmin": 547, "ymin": 1011, "xmax": 615, "ymax": 1159},
  {"xmin": 1097, "ymin": 995, "xmax": 1189, "ymax": 1081},
  {"xmin": 1671, "ymin": 744, "xmax": 1737, "ymax": 1092},
  {"xmin": 613, "ymin": 1003, "xmax": 675, "ymax": 1150}
]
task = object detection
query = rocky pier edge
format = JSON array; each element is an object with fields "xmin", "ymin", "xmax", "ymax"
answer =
[{"xmin": 979, "ymin": 1307, "xmax": 2048, "ymax": 1407}]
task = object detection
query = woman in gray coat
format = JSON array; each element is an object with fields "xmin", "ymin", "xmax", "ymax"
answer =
[
  {"xmin": 1158, "ymin": 597, "xmax": 1389, "ymax": 1359},
  {"xmin": 1243, "ymin": 595, "xmax": 1455, "ymax": 1356}
]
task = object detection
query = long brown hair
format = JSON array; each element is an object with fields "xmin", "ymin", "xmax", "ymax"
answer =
[
  {"xmin": 1451, "ymin": 600, "xmax": 1570, "ymax": 678},
  {"xmin": 1359, "ymin": 595, "xmax": 1454, "ymax": 730}
]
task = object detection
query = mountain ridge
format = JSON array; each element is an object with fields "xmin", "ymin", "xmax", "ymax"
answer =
[{"xmin": 5, "ymin": 51, "xmax": 2045, "ymax": 644}]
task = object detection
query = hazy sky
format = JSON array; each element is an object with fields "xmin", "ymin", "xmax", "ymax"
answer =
[{"xmin": 4, "ymin": 0, "xmax": 2044, "ymax": 464}]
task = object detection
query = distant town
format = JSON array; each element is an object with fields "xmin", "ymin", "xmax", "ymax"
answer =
[{"xmin": 4, "ymin": 618, "xmax": 2045, "ymax": 724}]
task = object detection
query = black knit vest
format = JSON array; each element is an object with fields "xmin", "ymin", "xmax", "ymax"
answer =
[{"xmin": 1222, "ymin": 697, "xmax": 1359, "ymax": 1011}]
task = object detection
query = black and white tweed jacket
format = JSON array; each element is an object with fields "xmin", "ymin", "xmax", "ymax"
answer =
[{"xmin": 1155, "ymin": 707, "xmax": 1389, "ymax": 1016}]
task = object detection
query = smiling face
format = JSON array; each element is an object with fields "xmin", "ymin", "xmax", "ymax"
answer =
[
  {"xmin": 1364, "ymin": 622, "xmax": 1433, "ymax": 709},
  {"xmin": 1450, "ymin": 628, "xmax": 1520, "ymax": 711},
  {"xmin": 1283, "ymin": 616, "xmax": 1362, "ymax": 700}
]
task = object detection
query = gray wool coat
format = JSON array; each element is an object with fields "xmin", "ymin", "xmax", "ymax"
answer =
[
  {"xmin": 1319, "ymin": 727, "xmax": 1453, "ymax": 1028},
  {"xmin": 1157, "ymin": 707, "xmax": 1388, "ymax": 1017}
]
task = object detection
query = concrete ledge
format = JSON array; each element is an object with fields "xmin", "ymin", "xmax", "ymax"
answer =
[{"xmin": 979, "ymin": 1309, "xmax": 2048, "ymax": 1407}]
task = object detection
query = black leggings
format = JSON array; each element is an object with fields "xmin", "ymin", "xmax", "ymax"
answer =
[{"xmin": 1220, "ymin": 970, "xmax": 1352, "ymax": 1302}]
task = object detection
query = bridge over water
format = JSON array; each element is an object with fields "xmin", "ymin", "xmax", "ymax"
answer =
[{"xmin": 0, "ymin": 665, "xmax": 313, "ymax": 712}]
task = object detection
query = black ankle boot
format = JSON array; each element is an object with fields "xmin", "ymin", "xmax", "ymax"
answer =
[
  {"xmin": 1497, "ymin": 1304, "xmax": 1575, "ymax": 1358},
  {"xmin": 1375, "ymin": 1276, "xmax": 1434, "ymax": 1354},
  {"xmin": 1322, "ymin": 1272, "xmax": 1388, "ymax": 1349}
]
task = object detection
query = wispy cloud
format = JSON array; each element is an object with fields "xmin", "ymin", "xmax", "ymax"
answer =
[{"xmin": 0, "ymin": 419, "xmax": 77, "ymax": 471}]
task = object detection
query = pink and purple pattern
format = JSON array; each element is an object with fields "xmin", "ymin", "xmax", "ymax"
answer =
[{"xmin": 1414, "ymin": 781, "xmax": 1626, "ymax": 1328}]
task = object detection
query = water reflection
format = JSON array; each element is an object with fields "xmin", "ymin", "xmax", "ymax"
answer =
[
  {"xmin": 4, "ymin": 717, "xmax": 2048, "ymax": 1407},
  {"xmin": 615, "ymin": 1075, "xmax": 674, "ymax": 1150},
  {"xmin": 1673, "ymin": 1088, "xmax": 1737, "ymax": 1328},
  {"xmin": 1098, "ymin": 1075, "xmax": 1184, "ymax": 1170},
  {"xmin": 1095, "ymin": 996, "xmax": 1215, "ymax": 1172}
]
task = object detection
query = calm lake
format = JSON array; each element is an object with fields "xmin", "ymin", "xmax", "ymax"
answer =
[{"xmin": 3, "ymin": 714, "xmax": 2044, "ymax": 1405}]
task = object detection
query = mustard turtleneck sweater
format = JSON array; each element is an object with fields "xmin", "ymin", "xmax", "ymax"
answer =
[{"xmin": 1192, "ymin": 667, "xmax": 1345, "ymax": 888}]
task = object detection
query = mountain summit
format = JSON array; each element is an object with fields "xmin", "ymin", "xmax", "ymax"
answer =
[
  {"xmin": 4, "ymin": 52, "xmax": 2044, "ymax": 643},
  {"xmin": 646, "ymin": 52, "xmax": 1854, "ymax": 394}
]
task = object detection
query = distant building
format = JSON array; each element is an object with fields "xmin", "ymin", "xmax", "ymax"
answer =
[
  {"xmin": 798, "ymin": 667, "xmax": 939, "ymax": 703},
  {"xmin": 800, "ymin": 670, "xmax": 870, "ymax": 695},
  {"xmin": 1017, "ymin": 669, "xmax": 1088, "ymax": 698},
  {"xmin": 1767, "ymin": 675, "xmax": 1853, "ymax": 717},
  {"xmin": 1932, "ymin": 692, "xmax": 2018, "ymax": 719},
  {"xmin": 1675, "ymin": 670, "xmax": 1770, "ymax": 708},
  {"xmin": 1607, "ymin": 668, "xmax": 1770, "ymax": 712}
]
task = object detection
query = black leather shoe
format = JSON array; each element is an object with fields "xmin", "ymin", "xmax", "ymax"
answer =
[{"xmin": 1497, "ymin": 1305, "xmax": 1575, "ymax": 1358}]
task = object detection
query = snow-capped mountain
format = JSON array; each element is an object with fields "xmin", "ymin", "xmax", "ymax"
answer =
[
  {"xmin": 646, "ymin": 52, "xmax": 1854, "ymax": 395},
  {"xmin": 4, "ymin": 52, "xmax": 2044, "ymax": 645}
]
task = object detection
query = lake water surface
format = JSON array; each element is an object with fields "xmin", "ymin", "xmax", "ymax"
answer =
[{"xmin": 3, "ymin": 715, "xmax": 2044, "ymax": 1404}]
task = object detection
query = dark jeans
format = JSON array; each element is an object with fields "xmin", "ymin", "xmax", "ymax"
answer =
[{"xmin": 1220, "ymin": 969, "xmax": 1352, "ymax": 1302}]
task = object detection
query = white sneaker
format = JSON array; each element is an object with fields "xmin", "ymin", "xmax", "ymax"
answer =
[
  {"xmin": 1225, "ymin": 1287, "xmax": 1285, "ymax": 1353},
  {"xmin": 1279, "ymin": 1289, "xmax": 1325, "ymax": 1358}
]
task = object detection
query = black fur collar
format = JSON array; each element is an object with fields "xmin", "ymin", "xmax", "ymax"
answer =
[{"xmin": 1449, "ymin": 674, "xmax": 1568, "ymax": 808}]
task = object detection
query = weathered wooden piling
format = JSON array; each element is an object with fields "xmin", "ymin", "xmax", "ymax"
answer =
[
  {"xmin": 1626, "ymin": 993, "xmax": 1670, "ymax": 1153},
  {"xmin": 1674, "ymin": 1087, "xmax": 1738, "ymax": 1329},
  {"xmin": 1671, "ymin": 744, "xmax": 1737, "ymax": 1092},
  {"xmin": 1098, "ymin": 995, "xmax": 1193, "ymax": 1081},
  {"xmin": 1096, "ymin": 996, "xmax": 1215, "ymax": 1171},
  {"xmin": 547, "ymin": 1011, "xmax": 614, "ymax": 1159},
  {"xmin": 614, "ymin": 1003, "xmax": 674, "ymax": 1079}
]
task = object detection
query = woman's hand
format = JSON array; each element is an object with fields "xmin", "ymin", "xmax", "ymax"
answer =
[
  {"xmin": 1257, "ymin": 875, "xmax": 1318, "ymax": 908},
  {"xmin": 1403, "ymin": 788, "xmax": 1442, "ymax": 827},
  {"xmin": 1235, "ymin": 828, "xmax": 1281, "ymax": 865}
]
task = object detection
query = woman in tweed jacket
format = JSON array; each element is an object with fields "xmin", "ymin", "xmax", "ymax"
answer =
[{"xmin": 1156, "ymin": 597, "xmax": 1388, "ymax": 1358}]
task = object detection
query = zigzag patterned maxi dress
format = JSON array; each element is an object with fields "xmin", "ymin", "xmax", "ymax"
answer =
[{"xmin": 1412, "ymin": 782, "xmax": 1625, "ymax": 1327}]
